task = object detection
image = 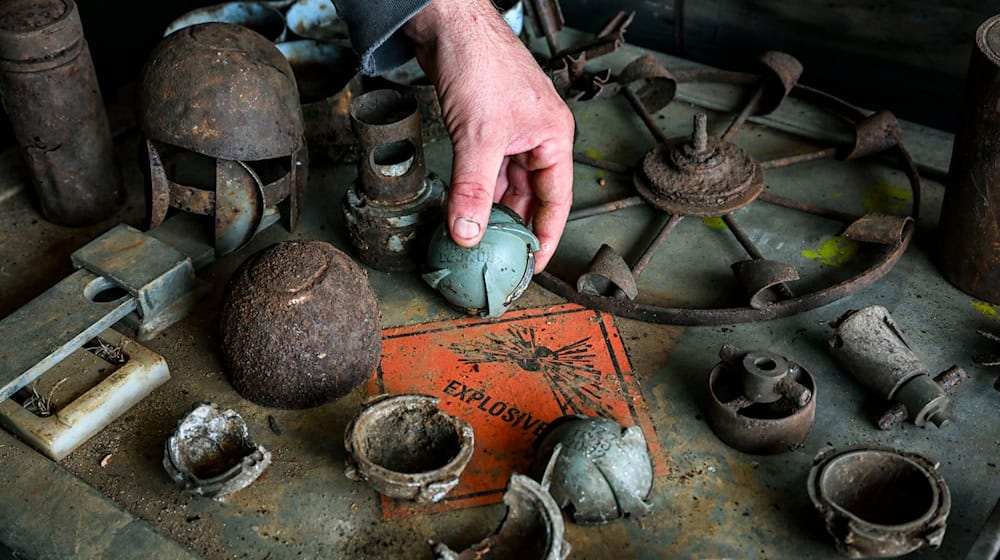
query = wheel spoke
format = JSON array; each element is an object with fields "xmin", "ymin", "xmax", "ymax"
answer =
[
  {"xmin": 573, "ymin": 152, "xmax": 631, "ymax": 174},
  {"xmin": 613, "ymin": 213, "xmax": 683, "ymax": 299},
  {"xmin": 721, "ymin": 214, "xmax": 794, "ymax": 298},
  {"xmin": 757, "ymin": 192, "xmax": 859, "ymax": 223},
  {"xmin": 720, "ymin": 88, "xmax": 763, "ymax": 142},
  {"xmin": 622, "ymin": 86, "xmax": 668, "ymax": 143},
  {"xmin": 568, "ymin": 196, "xmax": 646, "ymax": 222},
  {"xmin": 631, "ymin": 213, "xmax": 684, "ymax": 279},
  {"xmin": 760, "ymin": 147, "xmax": 838, "ymax": 169}
]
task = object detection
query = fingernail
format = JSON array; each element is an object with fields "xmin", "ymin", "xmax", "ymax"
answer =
[{"xmin": 453, "ymin": 217, "xmax": 481, "ymax": 241}]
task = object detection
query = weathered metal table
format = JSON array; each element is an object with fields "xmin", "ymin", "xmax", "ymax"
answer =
[{"xmin": 0, "ymin": 31, "xmax": 997, "ymax": 560}]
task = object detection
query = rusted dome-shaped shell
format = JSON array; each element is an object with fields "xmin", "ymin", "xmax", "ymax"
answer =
[
  {"xmin": 220, "ymin": 241, "xmax": 382, "ymax": 409},
  {"xmin": 139, "ymin": 22, "xmax": 304, "ymax": 161}
]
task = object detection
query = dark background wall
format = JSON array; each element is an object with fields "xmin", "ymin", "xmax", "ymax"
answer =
[{"xmin": 75, "ymin": 0, "xmax": 1000, "ymax": 131}]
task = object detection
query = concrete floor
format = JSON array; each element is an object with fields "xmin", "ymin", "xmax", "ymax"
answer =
[{"xmin": 0, "ymin": 34, "xmax": 998, "ymax": 560}]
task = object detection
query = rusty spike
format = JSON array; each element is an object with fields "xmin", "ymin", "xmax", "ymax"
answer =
[
  {"xmin": 731, "ymin": 259, "xmax": 800, "ymax": 309},
  {"xmin": 841, "ymin": 214, "xmax": 912, "ymax": 245}
]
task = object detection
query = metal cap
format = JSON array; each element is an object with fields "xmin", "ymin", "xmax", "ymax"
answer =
[{"xmin": 139, "ymin": 23, "xmax": 304, "ymax": 161}]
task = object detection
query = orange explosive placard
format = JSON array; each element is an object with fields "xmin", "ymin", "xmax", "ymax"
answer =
[{"xmin": 372, "ymin": 303, "xmax": 666, "ymax": 519}]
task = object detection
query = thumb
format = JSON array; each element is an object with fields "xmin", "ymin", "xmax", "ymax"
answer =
[{"xmin": 447, "ymin": 133, "xmax": 506, "ymax": 247}]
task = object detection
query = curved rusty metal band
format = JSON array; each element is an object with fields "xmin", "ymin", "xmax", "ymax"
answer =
[{"xmin": 534, "ymin": 72, "xmax": 921, "ymax": 326}]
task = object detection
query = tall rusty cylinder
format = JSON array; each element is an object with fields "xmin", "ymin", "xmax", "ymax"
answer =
[
  {"xmin": 0, "ymin": 0, "xmax": 122, "ymax": 226},
  {"xmin": 343, "ymin": 89, "xmax": 446, "ymax": 271},
  {"xmin": 937, "ymin": 14, "xmax": 1000, "ymax": 302}
]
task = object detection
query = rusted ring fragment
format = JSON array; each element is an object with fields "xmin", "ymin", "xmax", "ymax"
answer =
[
  {"xmin": 756, "ymin": 51, "xmax": 803, "ymax": 115},
  {"xmin": 432, "ymin": 473, "xmax": 571, "ymax": 560},
  {"xmin": 277, "ymin": 40, "xmax": 361, "ymax": 162},
  {"xmin": 618, "ymin": 54, "xmax": 677, "ymax": 113},
  {"xmin": 731, "ymin": 259, "xmax": 800, "ymax": 309},
  {"xmin": 808, "ymin": 446, "xmax": 950, "ymax": 558},
  {"xmin": 344, "ymin": 394, "xmax": 474, "ymax": 503},
  {"xmin": 577, "ymin": 244, "xmax": 638, "ymax": 300},
  {"xmin": 705, "ymin": 345, "xmax": 816, "ymax": 454},
  {"xmin": 842, "ymin": 111, "xmax": 903, "ymax": 160}
]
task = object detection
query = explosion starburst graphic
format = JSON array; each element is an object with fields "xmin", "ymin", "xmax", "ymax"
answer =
[{"xmin": 448, "ymin": 325, "xmax": 611, "ymax": 415}]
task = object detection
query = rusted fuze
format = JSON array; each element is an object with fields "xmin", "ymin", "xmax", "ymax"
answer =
[{"xmin": 342, "ymin": 89, "xmax": 446, "ymax": 271}]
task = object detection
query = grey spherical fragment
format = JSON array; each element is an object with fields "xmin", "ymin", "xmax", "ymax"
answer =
[
  {"xmin": 423, "ymin": 204, "xmax": 540, "ymax": 318},
  {"xmin": 533, "ymin": 415, "xmax": 653, "ymax": 525}
]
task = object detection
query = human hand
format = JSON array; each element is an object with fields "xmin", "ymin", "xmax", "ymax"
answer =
[{"xmin": 404, "ymin": 0, "xmax": 575, "ymax": 272}]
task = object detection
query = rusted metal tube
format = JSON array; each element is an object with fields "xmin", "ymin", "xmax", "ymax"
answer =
[
  {"xmin": 936, "ymin": 15, "xmax": 1000, "ymax": 302},
  {"xmin": 349, "ymin": 89, "xmax": 425, "ymax": 205},
  {"xmin": 0, "ymin": 0, "xmax": 122, "ymax": 226}
]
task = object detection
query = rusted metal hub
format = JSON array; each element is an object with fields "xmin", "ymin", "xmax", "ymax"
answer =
[
  {"xmin": 344, "ymin": 394, "xmax": 474, "ymax": 503},
  {"xmin": 705, "ymin": 345, "xmax": 816, "ymax": 454},
  {"xmin": 808, "ymin": 446, "xmax": 950, "ymax": 558},
  {"xmin": 635, "ymin": 113, "xmax": 764, "ymax": 216},
  {"xmin": 432, "ymin": 473, "xmax": 571, "ymax": 560},
  {"xmin": 220, "ymin": 241, "xmax": 382, "ymax": 409},
  {"xmin": 163, "ymin": 402, "xmax": 271, "ymax": 500},
  {"xmin": 139, "ymin": 23, "xmax": 308, "ymax": 255}
]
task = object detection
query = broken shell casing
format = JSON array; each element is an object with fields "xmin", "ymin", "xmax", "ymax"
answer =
[
  {"xmin": 0, "ymin": 0, "xmax": 123, "ymax": 226},
  {"xmin": 431, "ymin": 473, "xmax": 571, "ymax": 560},
  {"xmin": 808, "ymin": 446, "xmax": 950, "ymax": 558},
  {"xmin": 163, "ymin": 402, "xmax": 271, "ymax": 500},
  {"xmin": 532, "ymin": 415, "xmax": 653, "ymax": 525},
  {"xmin": 706, "ymin": 346, "xmax": 816, "ymax": 455},
  {"xmin": 829, "ymin": 305, "xmax": 951, "ymax": 428},
  {"xmin": 344, "ymin": 394, "xmax": 474, "ymax": 503}
]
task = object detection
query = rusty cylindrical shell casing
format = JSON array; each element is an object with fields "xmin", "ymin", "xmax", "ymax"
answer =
[
  {"xmin": 343, "ymin": 89, "xmax": 446, "ymax": 272},
  {"xmin": 220, "ymin": 241, "xmax": 382, "ymax": 409},
  {"xmin": 936, "ymin": 15, "xmax": 1000, "ymax": 302},
  {"xmin": 0, "ymin": 0, "xmax": 122, "ymax": 226}
]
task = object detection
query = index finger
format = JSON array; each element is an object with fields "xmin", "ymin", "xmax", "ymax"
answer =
[{"xmin": 529, "ymin": 154, "xmax": 574, "ymax": 272}]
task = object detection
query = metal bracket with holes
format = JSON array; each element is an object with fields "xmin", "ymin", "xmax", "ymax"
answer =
[{"xmin": 0, "ymin": 214, "xmax": 213, "ymax": 402}]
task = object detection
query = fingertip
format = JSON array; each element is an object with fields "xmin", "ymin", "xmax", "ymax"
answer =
[{"xmin": 449, "ymin": 215, "xmax": 484, "ymax": 247}]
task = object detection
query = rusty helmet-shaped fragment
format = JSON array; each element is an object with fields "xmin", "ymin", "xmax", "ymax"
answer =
[{"xmin": 139, "ymin": 23, "xmax": 307, "ymax": 255}]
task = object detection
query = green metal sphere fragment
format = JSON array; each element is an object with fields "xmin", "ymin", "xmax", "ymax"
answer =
[{"xmin": 423, "ymin": 205, "xmax": 540, "ymax": 318}]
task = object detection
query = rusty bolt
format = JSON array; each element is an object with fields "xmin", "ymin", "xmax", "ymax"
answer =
[{"xmin": 877, "ymin": 366, "xmax": 967, "ymax": 430}]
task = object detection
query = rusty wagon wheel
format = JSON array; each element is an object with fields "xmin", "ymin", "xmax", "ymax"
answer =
[{"xmin": 533, "ymin": 51, "xmax": 921, "ymax": 326}]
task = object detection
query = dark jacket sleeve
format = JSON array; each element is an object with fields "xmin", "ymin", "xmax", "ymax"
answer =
[{"xmin": 331, "ymin": 0, "xmax": 432, "ymax": 76}]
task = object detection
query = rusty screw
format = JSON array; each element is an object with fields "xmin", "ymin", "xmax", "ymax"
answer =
[{"xmin": 877, "ymin": 366, "xmax": 967, "ymax": 430}]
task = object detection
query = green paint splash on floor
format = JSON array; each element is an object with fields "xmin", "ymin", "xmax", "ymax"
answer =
[
  {"xmin": 972, "ymin": 300, "xmax": 999, "ymax": 319},
  {"xmin": 801, "ymin": 237, "xmax": 858, "ymax": 267},
  {"xmin": 862, "ymin": 183, "xmax": 912, "ymax": 213},
  {"xmin": 585, "ymin": 147, "xmax": 603, "ymax": 160},
  {"xmin": 702, "ymin": 217, "xmax": 727, "ymax": 229}
]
